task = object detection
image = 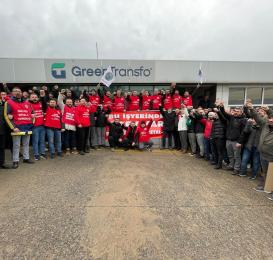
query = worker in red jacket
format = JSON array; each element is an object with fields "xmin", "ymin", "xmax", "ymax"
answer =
[
  {"xmin": 98, "ymin": 86, "xmax": 113, "ymax": 111},
  {"xmin": 88, "ymin": 89, "xmax": 101, "ymax": 113},
  {"xmin": 29, "ymin": 93, "xmax": 46, "ymax": 160},
  {"xmin": 162, "ymin": 89, "xmax": 173, "ymax": 110},
  {"xmin": 127, "ymin": 91, "xmax": 140, "ymax": 111},
  {"xmin": 151, "ymin": 89, "xmax": 162, "ymax": 110},
  {"xmin": 141, "ymin": 90, "xmax": 152, "ymax": 110},
  {"xmin": 181, "ymin": 91, "xmax": 193, "ymax": 107},
  {"xmin": 172, "ymin": 89, "xmax": 182, "ymax": 109},
  {"xmin": 113, "ymin": 90, "xmax": 125, "ymax": 112},
  {"xmin": 134, "ymin": 119, "xmax": 154, "ymax": 151},
  {"xmin": 200, "ymin": 112, "xmax": 215, "ymax": 161},
  {"xmin": 44, "ymin": 99, "xmax": 64, "ymax": 159},
  {"xmin": 4, "ymin": 87, "xmax": 34, "ymax": 168},
  {"xmin": 58, "ymin": 92, "xmax": 77, "ymax": 155},
  {"xmin": 75, "ymin": 98, "xmax": 91, "ymax": 155}
]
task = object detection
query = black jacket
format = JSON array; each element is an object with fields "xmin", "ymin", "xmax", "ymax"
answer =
[
  {"xmin": 211, "ymin": 118, "xmax": 226, "ymax": 139},
  {"xmin": 0, "ymin": 100, "xmax": 7, "ymax": 135},
  {"xmin": 219, "ymin": 106, "xmax": 246, "ymax": 141},
  {"xmin": 159, "ymin": 106, "xmax": 176, "ymax": 131},
  {"xmin": 238, "ymin": 121, "xmax": 261, "ymax": 150},
  {"xmin": 107, "ymin": 122, "xmax": 124, "ymax": 139},
  {"xmin": 94, "ymin": 106, "xmax": 111, "ymax": 127}
]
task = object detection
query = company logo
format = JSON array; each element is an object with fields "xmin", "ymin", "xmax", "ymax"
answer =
[
  {"xmin": 71, "ymin": 66, "xmax": 152, "ymax": 78},
  {"xmin": 105, "ymin": 71, "xmax": 114, "ymax": 81},
  {"xmin": 51, "ymin": 63, "xmax": 66, "ymax": 79}
]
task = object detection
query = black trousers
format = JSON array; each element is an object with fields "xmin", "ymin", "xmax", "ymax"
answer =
[
  {"xmin": 0, "ymin": 134, "xmax": 5, "ymax": 166},
  {"xmin": 77, "ymin": 127, "xmax": 90, "ymax": 152},
  {"xmin": 109, "ymin": 136, "xmax": 123, "ymax": 148},
  {"xmin": 212, "ymin": 138, "xmax": 226, "ymax": 167},
  {"xmin": 173, "ymin": 130, "xmax": 181, "ymax": 149},
  {"xmin": 162, "ymin": 130, "xmax": 174, "ymax": 148}
]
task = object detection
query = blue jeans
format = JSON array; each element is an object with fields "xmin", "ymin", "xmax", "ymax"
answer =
[
  {"xmin": 46, "ymin": 128, "xmax": 62, "ymax": 154},
  {"xmin": 240, "ymin": 146, "xmax": 260, "ymax": 177},
  {"xmin": 32, "ymin": 126, "xmax": 46, "ymax": 156}
]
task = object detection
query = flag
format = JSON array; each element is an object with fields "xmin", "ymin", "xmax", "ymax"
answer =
[
  {"xmin": 100, "ymin": 66, "xmax": 115, "ymax": 87},
  {"xmin": 198, "ymin": 63, "xmax": 203, "ymax": 84}
]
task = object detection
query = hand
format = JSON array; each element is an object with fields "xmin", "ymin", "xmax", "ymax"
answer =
[
  {"xmin": 78, "ymin": 124, "xmax": 82, "ymax": 128},
  {"xmin": 246, "ymin": 102, "xmax": 253, "ymax": 109},
  {"xmin": 8, "ymin": 114, "xmax": 13, "ymax": 120},
  {"xmin": 236, "ymin": 143, "xmax": 242, "ymax": 148},
  {"xmin": 213, "ymin": 108, "xmax": 219, "ymax": 112},
  {"xmin": 118, "ymin": 138, "xmax": 122, "ymax": 142},
  {"xmin": 13, "ymin": 128, "xmax": 20, "ymax": 133},
  {"xmin": 132, "ymin": 142, "xmax": 135, "ymax": 146},
  {"xmin": 61, "ymin": 129, "xmax": 65, "ymax": 132}
]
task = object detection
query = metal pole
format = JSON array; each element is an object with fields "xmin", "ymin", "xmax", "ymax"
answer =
[{"xmin": 96, "ymin": 42, "xmax": 99, "ymax": 60}]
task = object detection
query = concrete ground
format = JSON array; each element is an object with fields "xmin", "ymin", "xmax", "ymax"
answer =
[{"xmin": 0, "ymin": 149, "xmax": 273, "ymax": 259}]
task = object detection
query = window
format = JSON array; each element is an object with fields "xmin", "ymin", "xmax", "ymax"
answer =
[
  {"xmin": 263, "ymin": 87, "xmax": 273, "ymax": 104},
  {"xmin": 228, "ymin": 88, "xmax": 245, "ymax": 105},
  {"xmin": 129, "ymin": 85, "xmax": 154, "ymax": 93},
  {"xmin": 246, "ymin": 87, "xmax": 262, "ymax": 104}
]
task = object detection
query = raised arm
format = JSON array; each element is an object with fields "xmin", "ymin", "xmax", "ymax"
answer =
[{"xmin": 57, "ymin": 92, "xmax": 65, "ymax": 113}]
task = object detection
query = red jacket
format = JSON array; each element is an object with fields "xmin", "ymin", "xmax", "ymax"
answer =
[
  {"xmin": 181, "ymin": 95, "xmax": 193, "ymax": 107},
  {"xmin": 201, "ymin": 118, "xmax": 213, "ymax": 138},
  {"xmin": 113, "ymin": 96, "xmax": 125, "ymax": 112},
  {"xmin": 102, "ymin": 95, "xmax": 113, "ymax": 111},
  {"xmin": 62, "ymin": 105, "xmax": 76, "ymax": 126},
  {"xmin": 135, "ymin": 120, "xmax": 153, "ymax": 143},
  {"xmin": 151, "ymin": 94, "xmax": 162, "ymax": 110},
  {"xmin": 30, "ymin": 102, "xmax": 44, "ymax": 127},
  {"xmin": 127, "ymin": 95, "xmax": 140, "ymax": 111},
  {"xmin": 172, "ymin": 94, "xmax": 182, "ymax": 109},
  {"xmin": 163, "ymin": 94, "xmax": 173, "ymax": 110},
  {"xmin": 7, "ymin": 99, "xmax": 33, "ymax": 126},
  {"xmin": 75, "ymin": 105, "xmax": 90, "ymax": 127},
  {"xmin": 44, "ymin": 107, "xmax": 62, "ymax": 129},
  {"xmin": 89, "ymin": 95, "xmax": 100, "ymax": 113},
  {"xmin": 142, "ymin": 95, "xmax": 152, "ymax": 110}
]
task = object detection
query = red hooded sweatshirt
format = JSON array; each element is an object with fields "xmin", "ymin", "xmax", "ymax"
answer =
[
  {"xmin": 135, "ymin": 120, "xmax": 153, "ymax": 143},
  {"xmin": 201, "ymin": 118, "xmax": 213, "ymax": 139},
  {"xmin": 75, "ymin": 105, "xmax": 90, "ymax": 127}
]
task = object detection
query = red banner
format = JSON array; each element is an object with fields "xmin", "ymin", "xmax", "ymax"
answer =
[{"xmin": 108, "ymin": 111, "xmax": 164, "ymax": 138}]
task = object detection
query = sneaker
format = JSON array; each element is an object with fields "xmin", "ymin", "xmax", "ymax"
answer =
[
  {"xmin": 253, "ymin": 186, "xmax": 264, "ymax": 192},
  {"xmin": 264, "ymin": 190, "xmax": 272, "ymax": 194},
  {"xmin": 40, "ymin": 154, "xmax": 47, "ymax": 159},
  {"xmin": 23, "ymin": 159, "xmax": 34, "ymax": 164},
  {"xmin": 239, "ymin": 173, "xmax": 247, "ymax": 177},
  {"xmin": 34, "ymin": 155, "xmax": 40, "ymax": 161},
  {"xmin": 214, "ymin": 165, "xmax": 222, "ymax": 170},
  {"xmin": 12, "ymin": 162, "xmax": 19, "ymax": 169},
  {"xmin": 50, "ymin": 153, "xmax": 54, "ymax": 159},
  {"xmin": 65, "ymin": 150, "xmax": 70, "ymax": 156},
  {"xmin": 71, "ymin": 149, "xmax": 78, "ymax": 155},
  {"xmin": 268, "ymin": 196, "xmax": 273, "ymax": 201},
  {"xmin": 232, "ymin": 170, "xmax": 240, "ymax": 175},
  {"xmin": 249, "ymin": 176, "xmax": 256, "ymax": 180},
  {"xmin": 79, "ymin": 151, "xmax": 85, "ymax": 155},
  {"xmin": 57, "ymin": 152, "xmax": 63, "ymax": 157}
]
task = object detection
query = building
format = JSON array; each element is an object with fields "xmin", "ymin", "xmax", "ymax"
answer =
[{"xmin": 0, "ymin": 58, "xmax": 273, "ymax": 107}]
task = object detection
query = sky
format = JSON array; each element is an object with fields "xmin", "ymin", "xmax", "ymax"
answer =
[{"xmin": 1, "ymin": 0, "xmax": 273, "ymax": 61}]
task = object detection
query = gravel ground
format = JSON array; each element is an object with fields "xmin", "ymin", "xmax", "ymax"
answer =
[{"xmin": 0, "ymin": 149, "xmax": 272, "ymax": 259}]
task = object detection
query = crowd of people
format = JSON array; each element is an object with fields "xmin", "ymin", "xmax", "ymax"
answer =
[{"xmin": 0, "ymin": 82, "xmax": 272, "ymax": 201}]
